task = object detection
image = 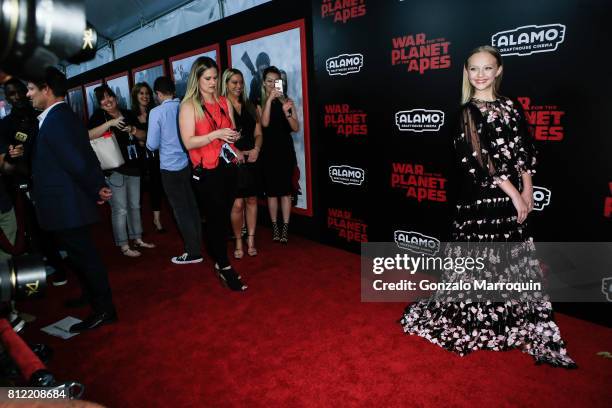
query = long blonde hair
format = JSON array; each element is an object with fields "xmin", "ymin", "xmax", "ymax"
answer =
[
  {"xmin": 461, "ymin": 45, "xmax": 503, "ymax": 105},
  {"xmin": 181, "ymin": 56, "xmax": 218, "ymax": 120},
  {"xmin": 220, "ymin": 68, "xmax": 257, "ymax": 121},
  {"xmin": 220, "ymin": 68, "xmax": 248, "ymax": 106}
]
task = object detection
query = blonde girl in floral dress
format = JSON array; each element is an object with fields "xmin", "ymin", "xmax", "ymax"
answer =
[{"xmin": 399, "ymin": 46, "xmax": 576, "ymax": 368}]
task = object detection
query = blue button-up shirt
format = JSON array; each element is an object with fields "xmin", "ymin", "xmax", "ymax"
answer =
[{"xmin": 146, "ymin": 98, "xmax": 188, "ymax": 171}]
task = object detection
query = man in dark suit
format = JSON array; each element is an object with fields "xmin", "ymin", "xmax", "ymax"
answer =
[
  {"xmin": 0, "ymin": 78, "xmax": 69, "ymax": 286},
  {"xmin": 26, "ymin": 67, "xmax": 117, "ymax": 332}
]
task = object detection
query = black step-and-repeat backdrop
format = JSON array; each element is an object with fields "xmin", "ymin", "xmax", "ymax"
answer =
[{"xmin": 312, "ymin": 0, "xmax": 612, "ymax": 253}]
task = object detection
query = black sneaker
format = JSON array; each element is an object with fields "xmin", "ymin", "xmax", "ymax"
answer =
[
  {"xmin": 50, "ymin": 271, "xmax": 68, "ymax": 286},
  {"xmin": 171, "ymin": 253, "xmax": 204, "ymax": 264},
  {"xmin": 9, "ymin": 311, "xmax": 25, "ymax": 333}
]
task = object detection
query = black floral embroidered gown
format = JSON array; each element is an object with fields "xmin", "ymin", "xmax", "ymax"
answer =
[{"xmin": 399, "ymin": 97, "xmax": 576, "ymax": 368}]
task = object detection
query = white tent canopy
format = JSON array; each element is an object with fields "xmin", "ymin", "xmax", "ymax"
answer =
[{"xmin": 66, "ymin": 0, "xmax": 270, "ymax": 78}]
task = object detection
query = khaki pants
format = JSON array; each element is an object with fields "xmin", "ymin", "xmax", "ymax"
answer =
[{"xmin": 0, "ymin": 207, "xmax": 17, "ymax": 261}]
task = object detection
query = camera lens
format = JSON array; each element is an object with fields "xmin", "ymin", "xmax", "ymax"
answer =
[
  {"xmin": 0, "ymin": 254, "xmax": 47, "ymax": 302},
  {"xmin": 0, "ymin": 0, "xmax": 97, "ymax": 79},
  {"xmin": 66, "ymin": 21, "xmax": 98, "ymax": 64},
  {"xmin": 0, "ymin": 0, "xmax": 33, "ymax": 73}
]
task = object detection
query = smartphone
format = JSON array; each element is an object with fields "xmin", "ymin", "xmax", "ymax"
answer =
[
  {"xmin": 274, "ymin": 79, "xmax": 284, "ymax": 94},
  {"xmin": 220, "ymin": 143, "xmax": 239, "ymax": 164}
]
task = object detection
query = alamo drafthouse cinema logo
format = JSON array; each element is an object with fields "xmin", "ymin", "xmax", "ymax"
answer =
[
  {"xmin": 602, "ymin": 277, "xmax": 612, "ymax": 302},
  {"xmin": 394, "ymin": 230, "xmax": 441, "ymax": 256},
  {"xmin": 329, "ymin": 165, "xmax": 365, "ymax": 186},
  {"xmin": 532, "ymin": 186, "xmax": 551, "ymax": 211},
  {"xmin": 492, "ymin": 24, "xmax": 566, "ymax": 56},
  {"xmin": 326, "ymin": 53, "xmax": 364, "ymax": 76},
  {"xmin": 395, "ymin": 109, "xmax": 445, "ymax": 132}
]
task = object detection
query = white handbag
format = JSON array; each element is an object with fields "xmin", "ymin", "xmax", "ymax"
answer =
[{"xmin": 90, "ymin": 131, "xmax": 125, "ymax": 170}]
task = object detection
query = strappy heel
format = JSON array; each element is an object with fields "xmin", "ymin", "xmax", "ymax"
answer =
[
  {"xmin": 121, "ymin": 246, "xmax": 141, "ymax": 257},
  {"xmin": 214, "ymin": 264, "xmax": 247, "ymax": 291},
  {"xmin": 271, "ymin": 222, "xmax": 280, "ymax": 242},
  {"xmin": 247, "ymin": 235, "xmax": 257, "ymax": 256},
  {"xmin": 234, "ymin": 238, "xmax": 244, "ymax": 259},
  {"xmin": 279, "ymin": 223, "xmax": 289, "ymax": 244}
]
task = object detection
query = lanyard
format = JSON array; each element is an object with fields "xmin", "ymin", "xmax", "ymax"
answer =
[{"xmin": 202, "ymin": 101, "xmax": 228, "ymax": 131}]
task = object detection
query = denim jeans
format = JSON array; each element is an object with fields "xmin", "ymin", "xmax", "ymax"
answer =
[{"xmin": 107, "ymin": 171, "xmax": 142, "ymax": 246}]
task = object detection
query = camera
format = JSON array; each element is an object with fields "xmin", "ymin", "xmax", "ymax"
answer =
[
  {"xmin": 0, "ymin": 0, "xmax": 98, "ymax": 80},
  {"xmin": 0, "ymin": 254, "xmax": 47, "ymax": 303}
]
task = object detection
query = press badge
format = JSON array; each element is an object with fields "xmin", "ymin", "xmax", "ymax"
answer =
[
  {"xmin": 15, "ymin": 132, "xmax": 29, "ymax": 142},
  {"xmin": 127, "ymin": 144, "xmax": 138, "ymax": 160}
]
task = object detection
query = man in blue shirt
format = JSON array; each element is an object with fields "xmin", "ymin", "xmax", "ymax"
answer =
[{"xmin": 147, "ymin": 77, "xmax": 203, "ymax": 264}]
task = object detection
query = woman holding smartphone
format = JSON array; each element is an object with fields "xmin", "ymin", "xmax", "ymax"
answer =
[
  {"xmin": 178, "ymin": 57, "xmax": 247, "ymax": 291},
  {"xmin": 399, "ymin": 46, "xmax": 575, "ymax": 368},
  {"xmin": 260, "ymin": 66, "xmax": 299, "ymax": 243},
  {"xmin": 88, "ymin": 84, "xmax": 155, "ymax": 257},
  {"xmin": 221, "ymin": 68, "xmax": 263, "ymax": 258}
]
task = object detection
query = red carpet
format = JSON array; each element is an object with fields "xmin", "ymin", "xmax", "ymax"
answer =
[{"xmin": 19, "ymin": 209, "xmax": 612, "ymax": 407}]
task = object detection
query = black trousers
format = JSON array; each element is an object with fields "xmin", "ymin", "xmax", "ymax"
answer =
[
  {"xmin": 160, "ymin": 166, "xmax": 202, "ymax": 256},
  {"xmin": 52, "ymin": 225, "xmax": 114, "ymax": 313},
  {"xmin": 22, "ymin": 191, "xmax": 65, "ymax": 273},
  {"xmin": 194, "ymin": 162, "xmax": 237, "ymax": 268},
  {"xmin": 146, "ymin": 156, "xmax": 164, "ymax": 211}
]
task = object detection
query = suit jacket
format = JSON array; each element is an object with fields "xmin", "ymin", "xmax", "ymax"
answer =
[{"xmin": 31, "ymin": 102, "xmax": 105, "ymax": 231}]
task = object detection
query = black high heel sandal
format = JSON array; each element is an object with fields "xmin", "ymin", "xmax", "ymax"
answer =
[
  {"xmin": 214, "ymin": 265, "xmax": 247, "ymax": 291},
  {"xmin": 279, "ymin": 222, "xmax": 289, "ymax": 244},
  {"xmin": 153, "ymin": 221, "xmax": 166, "ymax": 233},
  {"xmin": 272, "ymin": 222, "xmax": 280, "ymax": 242}
]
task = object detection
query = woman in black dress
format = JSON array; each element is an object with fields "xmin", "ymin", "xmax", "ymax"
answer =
[
  {"xmin": 260, "ymin": 66, "xmax": 299, "ymax": 243},
  {"xmin": 399, "ymin": 46, "xmax": 576, "ymax": 368},
  {"xmin": 131, "ymin": 82, "xmax": 165, "ymax": 233},
  {"xmin": 221, "ymin": 68, "xmax": 263, "ymax": 258}
]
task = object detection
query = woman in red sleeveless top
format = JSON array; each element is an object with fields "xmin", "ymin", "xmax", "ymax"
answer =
[{"xmin": 178, "ymin": 57, "xmax": 247, "ymax": 291}]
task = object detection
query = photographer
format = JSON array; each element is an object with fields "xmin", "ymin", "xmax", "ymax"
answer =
[
  {"xmin": 0, "ymin": 79, "xmax": 67, "ymax": 285},
  {"xmin": 0, "ymin": 79, "xmax": 32, "ymax": 261},
  {"xmin": 0, "ymin": 133, "xmax": 20, "ymax": 262}
]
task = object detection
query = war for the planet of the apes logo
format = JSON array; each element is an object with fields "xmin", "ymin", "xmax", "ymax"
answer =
[
  {"xmin": 321, "ymin": 0, "xmax": 366, "ymax": 23},
  {"xmin": 324, "ymin": 104, "xmax": 367, "ymax": 137},
  {"xmin": 517, "ymin": 97, "xmax": 565, "ymax": 141},
  {"xmin": 395, "ymin": 109, "xmax": 445, "ymax": 132},
  {"xmin": 391, "ymin": 33, "xmax": 451, "ymax": 74},
  {"xmin": 327, "ymin": 208, "xmax": 368, "ymax": 243},
  {"xmin": 391, "ymin": 163, "xmax": 447, "ymax": 203},
  {"xmin": 326, "ymin": 53, "xmax": 364, "ymax": 76},
  {"xmin": 492, "ymin": 24, "xmax": 566, "ymax": 56},
  {"xmin": 394, "ymin": 230, "xmax": 441, "ymax": 256},
  {"xmin": 604, "ymin": 183, "xmax": 612, "ymax": 218},
  {"xmin": 329, "ymin": 165, "xmax": 365, "ymax": 186}
]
